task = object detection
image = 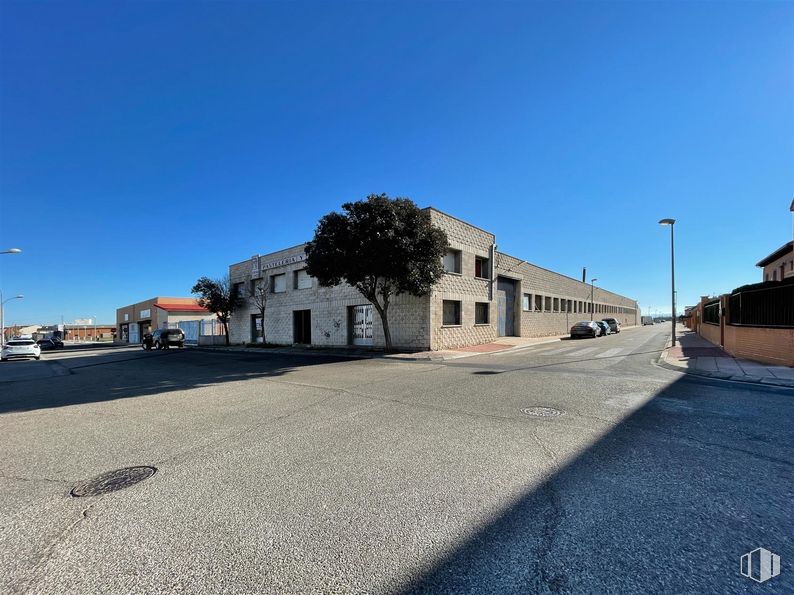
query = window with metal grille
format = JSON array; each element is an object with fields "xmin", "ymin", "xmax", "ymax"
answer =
[
  {"xmin": 442, "ymin": 300, "xmax": 461, "ymax": 325},
  {"xmin": 474, "ymin": 257, "xmax": 490, "ymax": 279},
  {"xmin": 475, "ymin": 302, "xmax": 489, "ymax": 324}
]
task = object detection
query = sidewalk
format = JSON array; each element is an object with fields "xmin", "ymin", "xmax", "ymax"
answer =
[
  {"xmin": 658, "ymin": 328, "xmax": 794, "ymax": 388},
  {"xmin": 194, "ymin": 333, "xmax": 572, "ymax": 362}
]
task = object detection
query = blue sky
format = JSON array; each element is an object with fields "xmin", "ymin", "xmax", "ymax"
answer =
[{"xmin": 1, "ymin": 1, "xmax": 792, "ymax": 325}]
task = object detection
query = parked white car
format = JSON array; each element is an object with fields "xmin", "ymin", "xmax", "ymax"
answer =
[{"xmin": 1, "ymin": 339, "xmax": 42, "ymax": 361}]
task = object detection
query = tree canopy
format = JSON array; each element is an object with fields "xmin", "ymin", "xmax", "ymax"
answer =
[
  {"xmin": 191, "ymin": 275, "xmax": 241, "ymax": 346},
  {"xmin": 305, "ymin": 194, "xmax": 448, "ymax": 349}
]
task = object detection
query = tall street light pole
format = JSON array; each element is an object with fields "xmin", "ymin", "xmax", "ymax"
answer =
[
  {"xmin": 1, "ymin": 249, "xmax": 23, "ymax": 347},
  {"xmin": 590, "ymin": 278, "xmax": 598, "ymax": 320},
  {"xmin": 659, "ymin": 219, "xmax": 677, "ymax": 347},
  {"xmin": 1, "ymin": 293, "xmax": 25, "ymax": 346}
]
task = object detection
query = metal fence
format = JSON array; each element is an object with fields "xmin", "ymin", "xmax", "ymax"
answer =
[
  {"xmin": 702, "ymin": 299, "xmax": 720, "ymax": 325},
  {"xmin": 729, "ymin": 283, "xmax": 794, "ymax": 328}
]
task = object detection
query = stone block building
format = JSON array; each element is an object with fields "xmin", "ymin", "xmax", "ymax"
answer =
[{"xmin": 228, "ymin": 208, "xmax": 640, "ymax": 350}]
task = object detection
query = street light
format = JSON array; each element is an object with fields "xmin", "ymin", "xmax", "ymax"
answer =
[
  {"xmin": 1, "ymin": 248, "xmax": 22, "ymax": 255},
  {"xmin": 659, "ymin": 218, "xmax": 677, "ymax": 347},
  {"xmin": 1, "ymin": 293, "xmax": 24, "ymax": 346},
  {"xmin": 590, "ymin": 278, "xmax": 598, "ymax": 320}
]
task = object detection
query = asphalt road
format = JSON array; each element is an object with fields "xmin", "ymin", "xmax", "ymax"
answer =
[{"xmin": 1, "ymin": 326, "xmax": 791, "ymax": 594}]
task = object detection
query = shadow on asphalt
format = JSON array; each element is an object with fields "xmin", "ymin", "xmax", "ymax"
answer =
[
  {"xmin": 0, "ymin": 349, "xmax": 358, "ymax": 415},
  {"xmin": 396, "ymin": 375, "xmax": 794, "ymax": 594}
]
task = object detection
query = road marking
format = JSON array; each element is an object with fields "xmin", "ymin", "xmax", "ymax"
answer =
[
  {"xmin": 596, "ymin": 348, "xmax": 625, "ymax": 359},
  {"xmin": 566, "ymin": 347, "xmax": 597, "ymax": 357},
  {"xmin": 541, "ymin": 346, "xmax": 581, "ymax": 355}
]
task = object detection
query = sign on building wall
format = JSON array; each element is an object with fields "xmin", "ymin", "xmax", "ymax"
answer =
[
  {"xmin": 251, "ymin": 255, "xmax": 260, "ymax": 278},
  {"xmin": 73, "ymin": 318, "xmax": 93, "ymax": 325},
  {"xmin": 261, "ymin": 253, "xmax": 306, "ymax": 272}
]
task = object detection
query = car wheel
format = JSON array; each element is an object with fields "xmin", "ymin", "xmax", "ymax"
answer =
[
  {"xmin": 1, "ymin": 358, "xmax": 7, "ymax": 362},
  {"xmin": 177, "ymin": 342, "xmax": 184, "ymax": 348},
  {"xmin": 35, "ymin": 356, "xmax": 41, "ymax": 360}
]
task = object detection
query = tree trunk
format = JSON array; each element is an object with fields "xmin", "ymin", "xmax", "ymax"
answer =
[
  {"xmin": 372, "ymin": 301, "xmax": 392, "ymax": 352},
  {"xmin": 222, "ymin": 317, "xmax": 230, "ymax": 346}
]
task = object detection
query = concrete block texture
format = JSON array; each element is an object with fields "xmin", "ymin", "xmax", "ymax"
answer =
[{"xmin": 228, "ymin": 207, "xmax": 639, "ymax": 351}]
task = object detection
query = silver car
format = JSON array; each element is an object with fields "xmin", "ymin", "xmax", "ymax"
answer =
[{"xmin": 1, "ymin": 339, "xmax": 42, "ymax": 361}]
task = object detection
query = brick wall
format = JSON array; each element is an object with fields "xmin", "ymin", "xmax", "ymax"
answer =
[
  {"xmin": 700, "ymin": 322, "xmax": 721, "ymax": 346},
  {"xmin": 723, "ymin": 325, "xmax": 794, "ymax": 367},
  {"xmin": 227, "ymin": 207, "xmax": 641, "ymax": 351},
  {"xmin": 229, "ymin": 244, "xmax": 430, "ymax": 349},
  {"xmin": 499, "ymin": 253, "xmax": 640, "ymax": 338},
  {"xmin": 428, "ymin": 209, "xmax": 497, "ymax": 349}
]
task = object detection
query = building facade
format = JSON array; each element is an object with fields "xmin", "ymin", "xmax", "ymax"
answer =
[
  {"xmin": 116, "ymin": 297, "xmax": 212, "ymax": 344},
  {"xmin": 229, "ymin": 208, "xmax": 640, "ymax": 350},
  {"xmin": 757, "ymin": 241, "xmax": 793, "ymax": 282}
]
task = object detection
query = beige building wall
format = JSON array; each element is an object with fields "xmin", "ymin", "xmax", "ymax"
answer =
[{"xmin": 227, "ymin": 207, "xmax": 639, "ymax": 350}]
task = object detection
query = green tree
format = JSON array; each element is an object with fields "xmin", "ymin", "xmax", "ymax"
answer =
[
  {"xmin": 191, "ymin": 275, "xmax": 241, "ymax": 346},
  {"xmin": 305, "ymin": 194, "xmax": 448, "ymax": 351}
]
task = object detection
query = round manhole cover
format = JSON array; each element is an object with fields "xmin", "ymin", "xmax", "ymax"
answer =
[
  {"xmin": 521, "ymin": 407, "xmax": 564, "ymax": 417},
  {"xmin": 71, "ymin": 466, "xmax": 157, "ymax": 497}
]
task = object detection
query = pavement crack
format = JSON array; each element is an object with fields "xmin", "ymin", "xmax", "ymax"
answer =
[
  {"xmin": 0, "ymin": 472, "xmax": 69, "ymax": 485},
  {"xmin": 19, "ymin": 497, "xmax": 103, "ymax": 594}
]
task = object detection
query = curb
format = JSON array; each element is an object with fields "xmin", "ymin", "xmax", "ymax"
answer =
[
  {"xmin": 656, "ymin": 348, "xmax": 794, "ymax": 390},
  {"xmin": 189, "ymin": 346, "xmax": 377, "ymax": 360}
]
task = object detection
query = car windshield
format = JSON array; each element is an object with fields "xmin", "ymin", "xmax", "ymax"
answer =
[{"xmin": 8, "ymin": 340, "xmax": 35, "ymax": 345}]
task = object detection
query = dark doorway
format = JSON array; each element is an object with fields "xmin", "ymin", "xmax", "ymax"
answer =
[
  {"xmin": 251, "ymin": 314, "xmax": 262, "ymax": 343},
  {"xmin": 496, "ymin": 277, "xmax": 517, "ymax": 337},
  {"xmin": 293, "ymin": 310, "xmax": 311, "ymax": 344}
]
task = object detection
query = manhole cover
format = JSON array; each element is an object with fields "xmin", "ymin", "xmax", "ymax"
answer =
[
  {"xmin": 71, "ymin": 466, "xmax": 157, "ymax": 497},
  {"xmin": 521, "ymin": 407, "xmax": 564, "ymax": 417}
]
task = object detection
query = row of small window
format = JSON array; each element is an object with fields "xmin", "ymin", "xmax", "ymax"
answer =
[
  {"xmin": 521, "ymin": 293, "xmax": 633, "ymax": 315},
  {"xmin": 235, "ymin": 269, "xmax": 313, "ymax": 296},
  {"xmin": 442, "ymin": 250, "xmax": 490, "ymax": 279},
  {"xmin": 442, "ymin": 300, "xmax": 490, "ymax": 326}
]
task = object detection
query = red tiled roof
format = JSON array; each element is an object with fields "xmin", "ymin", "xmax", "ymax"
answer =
[{"xmin": 154, "ymin": 303, "xmax": 210, "ymax": 313}]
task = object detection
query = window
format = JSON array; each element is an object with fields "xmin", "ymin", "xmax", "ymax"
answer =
[
  {"xmin": 475, "ymin": 302, "xmax": 489, "ymax": 324},
  {"xmin": 271, "ymin": 273, "xmax": 286, "ymax": 293},
  {"xmin": 522, "ymin": 294, "xmax": 531, "ymax": 311},
  {"xmin": 443, "ymin": 249, "xmax": 462, "ymax": 274},
  {"xmin": 535, "ymin": 295, "xmax": 543, "ymax": 311},
  {"xmin": 567, "ymin": 299, "xmax": 573, "ymax": 313},
  {"xmin": 294, "ymin": 269, "xmax": 312, "ymax": 290},
  {"xmin": 474, "ymin": 256, "xmax": 490, "ymax": 279},
  {"xmin": 544, "ymin": 296, "xmax": 552, "ymax": 312},
  {"xmin": 553, "ymin": 297, "xmax": 560, "ymax": 312},
  {"xmin": 442, "ymin": 300, "xmax": 461, "ymax": 325},
  {"xmin": 233, "ymin": 282, "xmax": 245, "ymax": 298}
]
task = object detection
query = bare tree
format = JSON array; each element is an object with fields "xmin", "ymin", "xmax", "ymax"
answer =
[{"xmin": 251, "ymin": 278, "xmax": 268, "ymax": 343}]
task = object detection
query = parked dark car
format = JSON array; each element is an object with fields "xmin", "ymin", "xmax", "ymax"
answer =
[
  {"xmin": 595, "ymin": 320, "xmax": 611, "ymax": 336},
  {"xmin": 149, "ymin": 328, "xmax": 185, "ymax": 349},
  {"xmin": 601, "ymin": 318, "xmax": 621, "ymax": 333},
  {"xmin": 36, "ymin": 338, "xmax": 64, "ymax": 350},
  {"xmin": 570, "ymin": 321, "xmax": 600, "ymax": 338}
]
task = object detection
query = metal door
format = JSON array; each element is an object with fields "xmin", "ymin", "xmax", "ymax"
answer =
[
  {"xmin": 179, "ymin": 320, "xmax": 200, "ymax": 345},
  {"xmin": 496, "ymin": 277, "xmax": 516, "ymax": 337},
  {"xmin": 497, "ymin": 295, "xmax": 507, "ymax": 336},
  {"xmin": 351, "ymin": 305, "xmax": 373, "ymax": 345},
  {"xmin": 293, "ymin": 310, "xmax": 311, "ymax": 344}
]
